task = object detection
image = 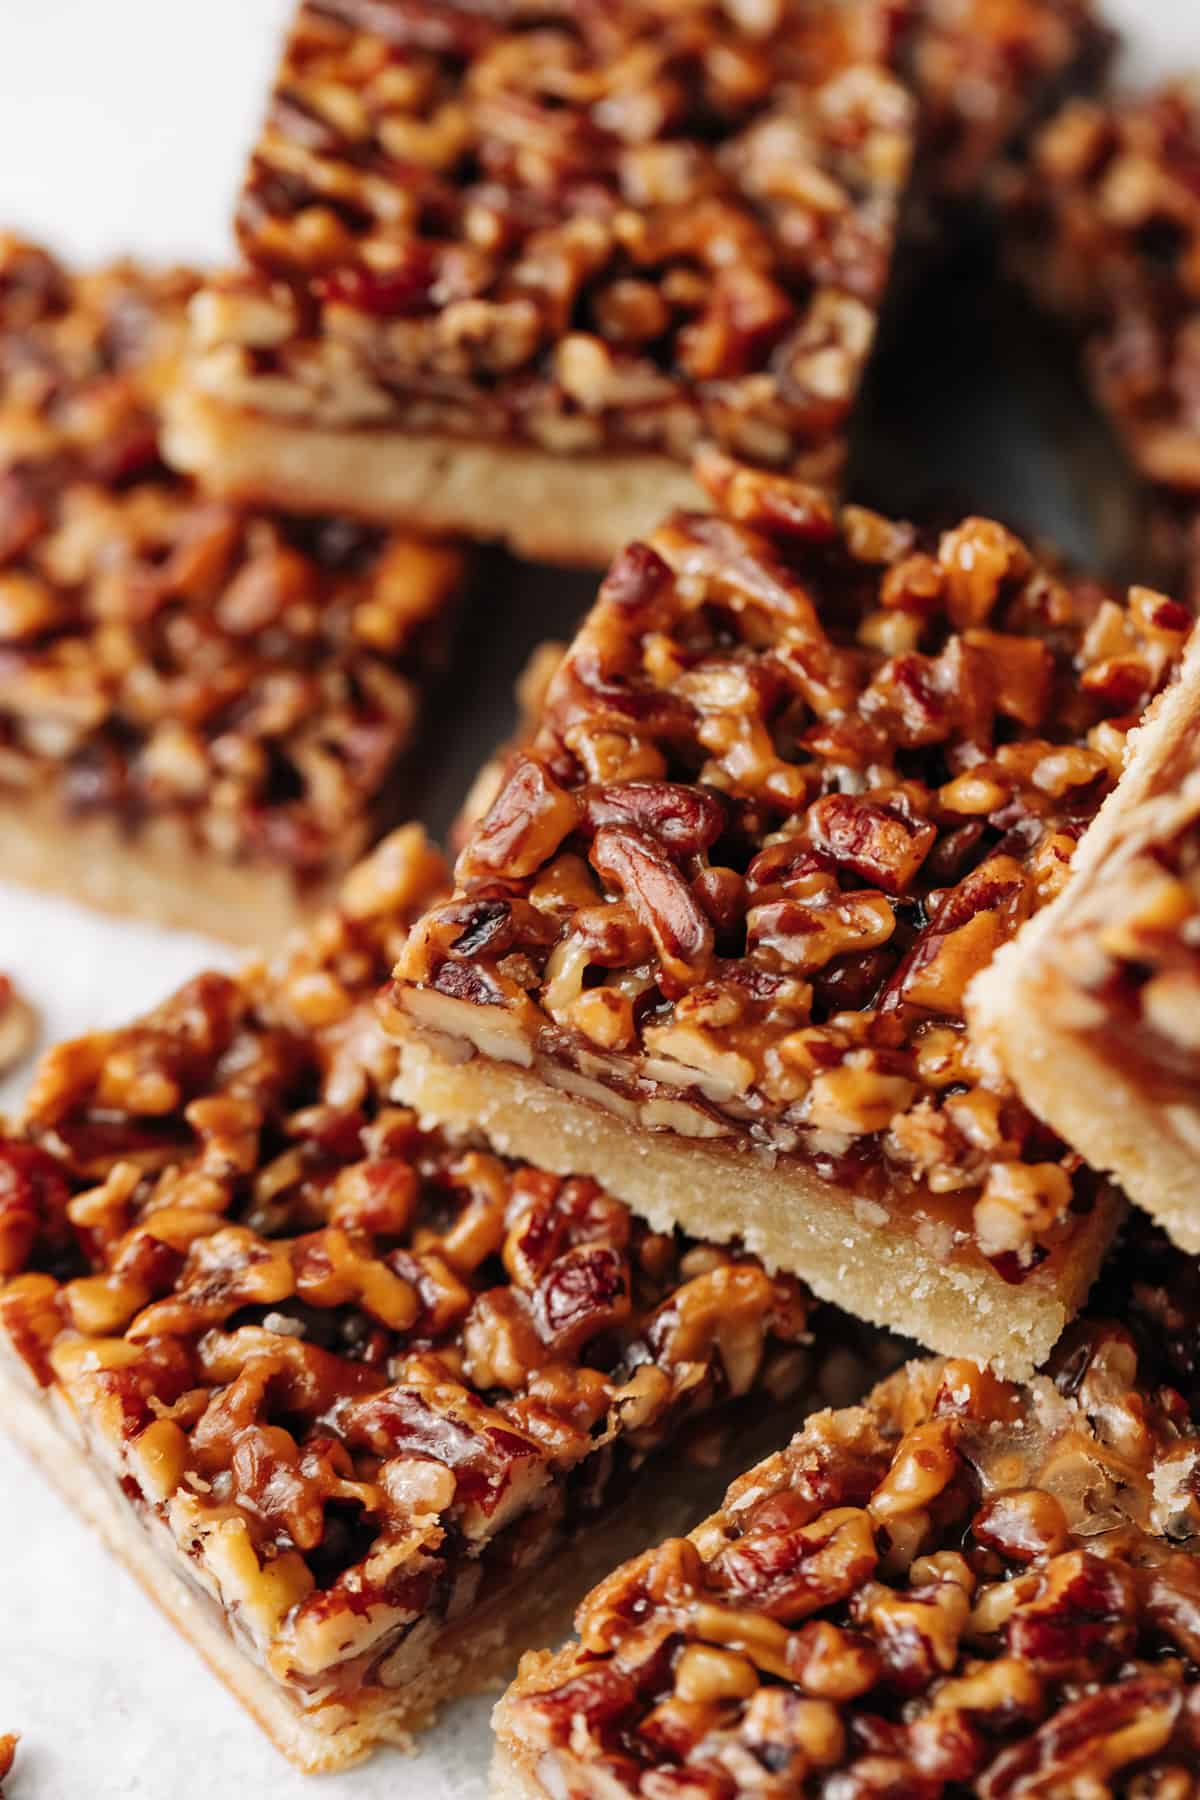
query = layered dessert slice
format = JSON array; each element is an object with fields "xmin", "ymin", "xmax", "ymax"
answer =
[
  {"xmin": 495, "ymin": 1313, "xmax": 1200, "ymax": 1799},
  {"xmin": 382, "ymin": 455, "xmax": 1193, "ymax": 1376},
  {"xmin": 972, "ymin": 626, "xmax": 1200, "ymax": 1254},
  {"xmin": 165, "ymin": 0, "xmax": 919, "ymax": 565},
  {"xmin": 0, "ymin": 236, "xmax": 462, "ymax": 944},
  {"xmin": 0, "ymin": 825, "xmax": 893, "ymax": 1773},
  {"xmin": 166, "ymin": 0, "xmax": 1110, "ymax": 565},
  {"xmin": 1000, "ymin": 82, "xmax": 1200, "ymax": 598}
]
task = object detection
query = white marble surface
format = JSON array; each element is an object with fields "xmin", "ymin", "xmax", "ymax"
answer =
[{"xmin": 0, "ymin": 2, "xmax": 1196, "ymax": 1795}]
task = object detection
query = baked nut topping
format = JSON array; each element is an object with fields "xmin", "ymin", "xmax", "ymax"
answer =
[
  {"xmin": 496, "ymin": 1316, "xmax": 1200, "ymax": 1799},
  {"xmin": 386, "ymin": 456, "xmax": 1185, "ymax": 1284},
  {"xmin": 0, "ymin": 236, "xmax": 462, "ymax": 910},
  {"xmin": 0, "ymin": 826, "xmax": 874, "ymax": 1757},
  {"xmin": 185, "ymin": 0, "xmax": 916, "ymax": 482}
]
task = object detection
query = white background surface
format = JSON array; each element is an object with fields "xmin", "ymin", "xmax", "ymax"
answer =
[{"xmin": 0, "ymin": 1, "xmax": 1195, "ymax": 1795}]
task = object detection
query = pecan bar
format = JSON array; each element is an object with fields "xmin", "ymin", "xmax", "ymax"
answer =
[
  {"xmin": 381, "ymin": 455, "xmax": 1196, "ymax": 1376},
  {"xmin": 494, "ymin": 1314, "xmax": 1200, "ymax": 1799},
  {"xmin": 165, "ymin": 0, "xmax": 1111, "ymax": 566},
  {"xmin": 971, "ymin": 624, "xmax": 1200, "ymax": 1256},
  {"xmin": 166, "ymin": 0, "xmax": 919, "ymax": 565},
  {"xmin": 0, "ymin": 236, "xmax": 462, "ymax": 945},
  {"xmin": 0, "ymin": 824, "xmax": 890, "ymax": 1773},
  {"xmin": 1000, "ymin": 83, "xmax": 1200, "ymax": 600}
]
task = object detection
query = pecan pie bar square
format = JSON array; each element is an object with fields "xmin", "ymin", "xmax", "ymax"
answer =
[
  {"xmin": 0, "ymin": 236, "xmax": 462, "ymax": 945},
  {"xmin": 165, "ymin": 0, "xmax": 920, "ymax": 566},
  {"xmin": 164, "ymin": 0, "xmax": 1111, "ymax": 566},
  {"xmin": 0, "ymin": 824, "xmax": 893, "ymax": 1772},
  {"xmin": 382, "ymin": 454, "xmax": 1195, "ymax": 1376},
  {"xmin": 1000, "ymin": 82, "xmax": 1200, "ymax": 600},
  {"xmin": 972, "ymin": 623, "xmax": 1200, "ymax": 1256},
  {"xmin": 493, "ymin": 1312, "xmax": 1200, "ymax": 1799}
]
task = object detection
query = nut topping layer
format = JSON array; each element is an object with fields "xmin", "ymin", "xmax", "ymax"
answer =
[
  {"xmin": 0, "ymin": 237, "xmax": 460, "ymax": 880},
  {"xmin": 0, "ymin": 828, "xmax": 844, "ymax": 1701},
  {"xmin": 389, "ymin": 457, "xmax": 1188, "ymax": 1274},
  {"xmin": 499, "ymin": 1317, "xmax": 1200, "ymax": 1798},
  {"xmin": 192, "ymin": 0, "xmax": 916, "ymax": 474}
]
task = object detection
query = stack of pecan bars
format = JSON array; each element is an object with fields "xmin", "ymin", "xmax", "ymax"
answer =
[{"xmin": 9, "ymin": 0, "xmax": 1200, "ymax": 1795}]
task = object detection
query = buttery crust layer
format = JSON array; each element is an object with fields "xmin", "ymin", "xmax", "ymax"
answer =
[
  {"xmin": 0, "ymin": 792, "xmax": 342, "ymax": 947},
  {"xmin": 394, "ymin": 1032, "xmax": 1124, "ymax": 1380},
  {"xmin": 165, "ymin": 391, "xmax": 715, "ymax": 567},
  {"xmin": 971, "ymin": 637, "xmax": 1200, "ymax": 1254}
]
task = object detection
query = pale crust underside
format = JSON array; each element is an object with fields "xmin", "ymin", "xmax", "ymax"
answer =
[
  {"xmin": 393, "ymin": 1034, "xmax": 1124, "ymax": 1381},
  {"xmin": 164, "ymin": 388, "xmax": 714, "ymax": 567},
  {"xmin": 970, "ymin": 650, "xmax": 1200, "ymax": 1256},
  {"xmin": 0, "ymin": 791, "xmax": 343, "ymax": 947},
  {"xmin": 1, "ymin": 1342, "xmax": 838, "ymax": 1774}
]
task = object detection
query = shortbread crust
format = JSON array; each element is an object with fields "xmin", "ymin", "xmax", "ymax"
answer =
[
  {"xmin": 164, "ymin": 392, "xmax": 709, "ymax": 568},
  {"xmin": 397, "ymin": 1034, "xmax": 1123, "ymax": 1379}
]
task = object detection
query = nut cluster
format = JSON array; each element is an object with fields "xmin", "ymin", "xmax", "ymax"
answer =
[
  {"xmin": 505, "ymin": 1323, "xmax": 1200, "ymax": 1798},
  {"xmin": 0, "ymin": 828, "xmax": 824, "ymax": 1683},
  {"xmin": 392, "ymin": 455, "xmax": 1188, "ymax": 1273},
  {"xmin": 0, "ymin": 236, "xmax": 460, "ymax": 877},
  {"xmin": 192, "ymin": 0, "xmax": 915, "ymax": 472},
  {"xmin": 1003, "ymin": 82, "xmax": 1200, "ymax": 500}
]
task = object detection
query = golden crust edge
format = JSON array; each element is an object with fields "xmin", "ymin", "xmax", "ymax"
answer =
[
  {"xmin": 391, "ymin": 1032, "xmax": 1124, "ymax": 1380},
  {"xmin": 163, "ymin": 387, "xmax": 716, "ymax": 566},
  {"xmin": 0, "ymin": 793, "xmax": 345, "ymax": 948}
]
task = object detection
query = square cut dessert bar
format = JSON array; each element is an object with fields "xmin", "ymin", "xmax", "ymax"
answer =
[
  {"xmin": 382, "ymin": 454, "xmax": 1194, "ymax": 1378},
  {"xmin": 0, "ymin": 824, "xmax": 895, "ymax": 1773},
  {"xmin": 166, "ymin": 0, "xmax": 918, "ymax": 566},
  {"xmin": 1000, "ymin": 83, "xmax": 1200, "ymax": 600},
  {"xmin": 494, "ymin": 1310, "xmax": 1200, "ymax": 1800},
  {"xmin": 972, "ymin": 628, "xmax": 1200, "ymax": 1257},
  {"xmin": 0, "ymin": 236, "xmax": 462, "ymax": 945},
  {"xmin": 166, "ymin": 0, "xmax": 1111, "ymax": 566}
]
